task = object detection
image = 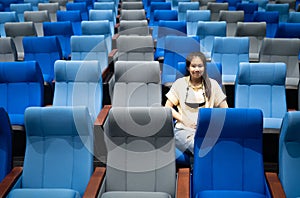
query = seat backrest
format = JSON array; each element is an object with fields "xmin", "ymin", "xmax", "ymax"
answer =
[
  {"xmin": 57, "ymin": 10, "xmax": 82, "ymax": 35},
  {"xmin": 104, "ymin": 107, "xmax": 175, "ymax": 197},
  {"xmin": 0, "ymin": 61, "xmax": 44, "ymax": 125},
  {"xmin": 22, "ymin": 106, "xmax": 93, "ymax": 197},
  {"xmin": 0, "ymin": 107, "xmax": 12, "ymax": 183},
  {"xmin": 177, "ymin": 1, "xmax": 200, "ymax": 21},
  {"xmin": 196, "ymin": 21, "xmax": 226, "ymax": 59},
  {"xmin": 0, "ymin": 0, "xmax": 18, "ymax": 11},
  {"xmin": 24, "ymin": 10, "xmax": 50, "ymax": 36},
  {"xmin": 212, "ymin": 36, "xmax": 249, "ymax": 85},
  {"xmin": 218, "ymin": 10, "xmax": 244, "ymax": 36},
  {"xmin": 259, "ymin": 38, "xmax": 300, "ymax": 89},
  {"xmin": 112, "ymin": 61, "xmax": 161, "ymax": 107},
  {"xmin": 266, "ymin": 3, "xmax": 289, "ymax": 22},
  {"xmin": 89, "ymin": 9, "xmax": 115, "ymax": 35},
  {"xmin": 66, "ymin": 2, "xmax": 88, "ymax": 21},
  {"xmin": 288, "ymin": 11, "xmax": 300, "ymax": 23},
  {"xmin": 117, "ymin": 35, "xmax": 154, "ymax": 61},
  {"xmin": 235, "ymin": 21, "xmax": 266, "ymax": 62},
  {"xmin": 162, "ymin": 36, "xmax": 200, "ymax": 85},
  {"xmin": 70, "ymin": 35, "xmax": 108, "ymax": 73},
  {"xmin": 121, "ymin": 1, "xmax": 144, "ymax": 9},
  {"xmin": 186, "ymin": 10, "xmax": 211, "ymax": 37},
  {"xmin": 53, "ymin": 60, "xmax": 102, "ymax": 122},
  {"xmin": 4, "ymin": 22, "xmax": 37, "ymax": 61},
  {"xmin": 81, "ymin": 20, "xmax": 112, "ymax": 52},
  {"xmin": 279, "ymin": 111, "xmax": 300, "ymax": 198},
  {"xmin": 23, "ymin": 36, "xmax": 62, "ymax": 83},
  {"xmin": 193, "ymin": 108, "xmax": 268, "ymax": 197},
  {"xmin": 93, "ymin": 2, "xmax": 117, "ymax": 24},
  {"xmin": 38, "ymin": 2, "xmax": 59, "ymax": 22},
  {"xmin": 120, "ymin": 9, "xmax": 146, "ymax": 20},
  {"xmin": 118, "ymin": 20, "xmax": 149, "ymax": 35},
  {"xmin": 148, "ymin": 2, "xmax": 172, "ymax": 25},
  {"xmin": 275, "ymin": 22, "xmax": 300, "ymax": 39},
  {"xmin": 171, "ymin": 0, "xmax": 190, "ymax": 10},
  {"xmin": 235, "ymin": 62, "xmax": 287, "ymax": 121},
  {"xmin": 250, "ymin": 0, "xmax": 268, "ymax": 10},
  {"xmin": 236, "ymin": 2, "xmax": 258, "ymax": 22},
  {"xmin": 9, "ymin": 3, "xmax": 32, "ymax": 22},
  {"xmin": 207, "ymin": 2, "xmax": 229, "ymax": 21},
  {"xmin": 0, "ymin": 37, "xmax": 17, "ymax": 62},
  {"xmin": 253, "ymin": 11, "xmax": 279, "ymax": 38},
  {"xmin": 150, "ymin": 10, "xmax": 178, "ymax": 39}
]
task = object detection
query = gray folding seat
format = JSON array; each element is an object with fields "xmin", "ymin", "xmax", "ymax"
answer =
[
  {"xmin": 24, "ymin": 10, "xmax": 50, "ymax": 36},
  {"xmin": 218, "ymin": 10, "xmax": 244, "ymax": 36}
]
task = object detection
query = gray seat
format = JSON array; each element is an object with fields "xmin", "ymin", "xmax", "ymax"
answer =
[
  {"xmin": 24, "ymin": 10, "xmax": 50, "ymax": 36},
  {"xmin": 49, "ymin": 0, "xmax": 68, "ymax": 10},
  {"xmin": 259, "ymin": 38, "xmax": 300, "ymax": 90},
  {"xmin": 207, "ymin": 2, "xmax": 228, "ymax": 21},
  {"xmin": 120, "ymin": 9, "xmax": 146, "ymax": 20},
  {"xmin": 218, "ymin": 10, "xmax": 244, "ymax": 36},
  {"xmin": 38, "ymin": 2, "xmax": 59, "ymax": 22},
  {"xmin": 116, "ymin": 35, "xmax": 154, "ymax": 61},
  {"xmin": 111, "ymin": 61, "xmax": 161, "ymax": 107},
  {"xmin": 4, "ymin": 22, "xmax": 37, "ymax": 60},
  {"xmin": 235, "ymin": 21, "xmax": 266, "ymax": 62},
  {"xmin": 118, "ymin": 20, "xmax": 150, "ymax": 35},
  {"xmin": 0, "ymin": 37, "xmax": 17, "ymax": 62},
  {"xmin": 100, "ymin": 106, "xmax": 176, "ymax": 198},
  {"xmin": 121, "ymin": 1, "xmax": 144, "ymax": 9}
]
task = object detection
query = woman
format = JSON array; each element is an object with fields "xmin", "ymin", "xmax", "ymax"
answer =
[{"xmin": 165, "ymin": 52, "xmax": 228, "ymax": 154}]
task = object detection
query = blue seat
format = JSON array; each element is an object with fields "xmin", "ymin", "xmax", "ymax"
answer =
[
  {"xmin": 0, "ymin": 0, "xmax": 18, "ymax": 11},
  {"xmin": 93, "ymin": 2, "xmax": 117, "ymax": 25},
  {"xmin": 171, "ymin": 0, "xmax": 190, "ymax": 10},
  {"xmin": 0, "ymin": 61, "xmax": 44, "ymax": 126},
  {"xmin": 249, "ymin": 0, "xmax": 268, "ymax": 10},
  {"xmin": 74, "ymin": 0, "xmax": 93, "ymax": 10},
  {"xmin": 43, "ymin": 21, "xmax": 74, "ymax": 60},
  {"xmin": 71, "ymin": 35, "xmax": 109, "ymax": 75},
  {"xmin": 0, "ymin": 12, "xmax": 18, "ymax": 37},
  {"xmin": 0, "ymin": 108, "xmax": 12, "ymax": 183},
  {"xmin": 24, "ymin": 0, "xmax": 46, "ymax": 11},
  {"xmin": 193, "ymin": 108, "xmax": 271, "ymax": 198},
  {"xmin": 177, "ymin": 2, "xmax": 200, "ymax": 21},
  {"xmin": 57, "ymin": 10, "xmax": 82, "ymax": 36},
  {"xmin": 2, "ymin": 106, "xmax": 101, "ymax": 198},
  {"xmin": 147, "ymin": 1, "xmax": 171, "ymax": 23},
  {"xmin": 66, "ymin": 2, "xmax": 88, "ymax": 21},
  {"xmin": 53, "ymin": 60, "xmax": 103, "ymax": 122},
  {"xmin": 155, "ymin": 20, "xmax": 186, "ymax": 60},
  {"xmin": 23, "ymin": 36, "xmax": 62, "ymax": 84},
  {"xmin": 266, "ymin": 3, "xmax": 289, "ymax": 22},
  {"xmin": 196, "ymin": 21, "xmax": 227, "ymax": 60},
  {"xmin": 89, "ymin": 9, "xmax": 115, "ymax": 35},
  {"xmin": 235, "ymin": 62, "xmax": 287, "ymax": 134},
  {"xmin": 9, "ymin": 3, "xmax": 32, "ymax": 22},
  {"xmin": 211, "ymin": 37, "xmax": 249, "ymax": 85},
  {"xmin": 236, "ymin": 2, "xmax": 258, "ymax": 21},
  {"xmin": 278, "ymin": 111, "xmax": 300, "ymax": 198},
  {"xmin": 288, "ymin": 11, "xmax": 300, "ymax": 23},
  {"xmin": 253, "ymin": 11, "xmax": 279, "ymax": 38},
  {"xmin": 217, "ymin": 0, "xmax": 242, "ymax": 10},
  {"xmin": 186, "ymin": 10, "xmax": 211, "ymax": 37},
  {"xmin": 275, "ymin": 22, "xmax": 300, "ymax": 39}
]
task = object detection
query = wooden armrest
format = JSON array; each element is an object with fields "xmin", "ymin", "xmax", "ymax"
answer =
[
  {"xmin": 108, "ymin": 49, "xmax": 118, "ymax": 73},
  {"xmin": 177, "ymin": 168, "xmax": 190, "ymax": 198},
  {"xmin": 265, "ymin": 172, "xmax": 286, "ymax": 198},
  {"xmin": 0, "ymin": 167, "xmax": 23, "ymax": 198},
  {"xmin": 83, "ymin": 167, "xmax": 106, "ymax": 198},
  {"xmin": 94, "ymin": 105, "xmax": 112, "ymax": 127},
  {"xmin": 112, "ymin": 34, "xmax": 119, "ymax": 50}
]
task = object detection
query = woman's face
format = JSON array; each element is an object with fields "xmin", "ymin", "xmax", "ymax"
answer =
[{"xmin": 187, "ymin": 56, "xmax": 205, "ymax": 80}]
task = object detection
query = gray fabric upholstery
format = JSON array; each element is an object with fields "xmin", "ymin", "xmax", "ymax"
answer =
[
  {"xmin": 120, "ymin": 9, "xmax": 146, "ymax": 20},
  {"xmin": 24, "ymin": 10, "xmax": 50, "ymax": 36},
  {"xmin": 119, "ymin": 20, "xmax": 149, "ymax": 36},
  {"xmin": 235, "ymin": 22, "xmax": 266, "ymax": 62},
  {"xmin": 102, "ymin": 191, "xmax": 171, "ymax": 198},
  {"xmin": 207, "ymin": 2, "xmax": 228, "ymax": 21},
  {"xmin": 116, "ymin": 35, "xmax": 154, "ymax": 61},
  {"xmin": 38, "ymin": 2, "xmax": 60, "ymax": 22},
  {"xmin": 218, "ymin": 10, "xmax": 244, "ymax": 36},
  {"xmin": 103, "ymin": 107, "xmax": 175, "ymax": 198},
  {"xmin": 0, "ymin": 37, "xmax": 17, "ymax": 62},
  {"xmin": 259, "ymin": 38, "xmax": 300, "ymax": 89},
  {"xmin": 121, "ymin": 2, "xmax": 144, "ymax": 9},
  {"xmin": 112, "ymin": 61, "xmax": 161, "ymax": 107}
]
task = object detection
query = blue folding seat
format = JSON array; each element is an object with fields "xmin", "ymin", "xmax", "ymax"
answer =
[
  {"xmin": 43, "ymin": 21, "xmax": 74, "ymax": 60},
  {"xmin": 171, "ymin": 0, "xmax": 190, "ymax": 10},
  {"xmin": 211, "ymin": 37, "xmax": 249, "ymax": 85},
  {"xmin": 66, "ymin": 2, "xmax": 88, "ymax": 21},
  {"xmin": 0, "ymin": 61, "xmax": 44, "ymax": 127},
  {"xmin": 196, "ymin": 21, "xmax": 226, "ymax": 60},
  {"xmin": 24, "ymin": 0, "xmax": 47, "ymax": 11},
  {"xmin": 0, "ymin": 0, "xmax": 18, "ymax": 11},
  {"xmin": 57, "ymin": 10, "xmax": 82, "ymax": 35},
  {"xmin": 147, "ymin": 1, "xmax": 171, "ymax": 22},
  {"xmin": 10, "ymin": 3, "xmax": 32, "ymax": 22},
  {"xmin": 217, "ymin": 0, "xmax": 242, "ymax": 10},
  {"xmin": 235, "ymin": 62, "xmax": 287, "ymax": 134},
  {"xmin": 0, "ymin": 108, "xmax": 12, "ymax": 183},
  {"xmin": 0, "ymin": 12, "xmax": 18, "ymax": 37},
  {"xmin": 23, "ymin": 36, "xmax": 63, "ymax": 84},
  {"xmin": 186, "ymin": 10, "xmax": 211, "ymax": 37},
  {"xmin": 266, "ymin": 3, "xmax": 289, "ymax": 22},
  {"xmin": 249, "ymin": 0, "xmax": 268, "ymax": 10},
  {"xmin": 93, "ymin": 2, "xmax": 117, "ymax": 24},
  {"xmin": 177, "ymin": 1, "xmax": 200, "ymax": 21},
  {"xmin": 288, "ymin": 11, "xmax": 300, "ymax": 23},
  {"xmin": 236, "ymin": 2, "xmax": 258, "ymax": 21},
  {"xmin": 74, "ymin": 0, "xmax": 94, "ymax": 10},
  {"xmin": 253, "ymin": 11, "xmax": 279, "ymax": 38},
  {"xmin": 275, "ymin": 22, "xmax": 300, "ymax": 39},
  {"xmin": 89, "ymin": 9, "xmax": 115, "ymax": 35}
]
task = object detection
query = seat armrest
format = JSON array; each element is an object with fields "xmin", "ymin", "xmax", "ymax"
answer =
[
  {"xmin": 94, "ymin": 105, "xmax": 112, "ymax": 128},
  {"xmin": 265, "ymin": 172, "xmax": 286, "ymax": 198},
  {"xmin": 177, "ymin": 168, "xmax": 190, "ymax": 198},
  {"xmin": 108, "ymin": 49, "xmax": 118, "ymax": 73},
  {"xmin": 112, "ymin": 34, "xmax": 119, "ymax": 50},
  {"xmin": 83, "ymin": 167, "xmax": 106, "ymax": 198},
  {"xmin": 0, "ymin": 167, "xmax": 23, "ymax": 198}
]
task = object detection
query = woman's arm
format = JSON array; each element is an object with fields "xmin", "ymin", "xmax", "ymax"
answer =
[{"xmin": 218, "ymin": 100, "xmax": 228, "ymax": 108}]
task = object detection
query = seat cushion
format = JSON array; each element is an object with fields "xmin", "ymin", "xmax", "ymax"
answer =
[
  {"xmin": 8, "ymin": 188, "xmax": 80, "ymax": 198},
  {"xmin": 101, "ymin": 191, "xmax": 171, "ymax": 198},
  {"xmin": 196, "ymin": 190, "xmax": 266, "ymax": 198}
]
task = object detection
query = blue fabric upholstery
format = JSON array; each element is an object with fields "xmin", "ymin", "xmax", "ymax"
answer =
[
  {"xmin": 70, "ymin": 35, "xmax": 108, "ymax": 73},
  {"xmin": 23, "ymin": 36, "xmax": 62, "ymax": 83},
  {"xmin": 236, "ymin": 2, "xmax": 258, "ymax": 22},
  {"xmin": 0, "ymin": 107, "xmax": 12, "ymax": 182},
  {"xmin": 89, "ymin": 9, "xmax": 115, "ymax": 36},
  {"xmin": 148, "ymin": 2, "xmax": 172, "ymax": 25},
  {"xmin": 275, "ymin": 22, "xmax": 300, "ymax": 39},
  {"xmin": 93, "ymin": 2, "xmax": 117, "ymax": 25},
  {"xmin": 235, "ymin": 62, "xmax": 287, "ymax": 133},
  {"xmin": 266, "ymin": 3, "xmax": 289, "ymax": 22},
  {"xmin": 193, "ymin": 108, "xmax": 270, "ymax": 198},
  {"xmin": 0, "ymin": 12, "xmax": 18, "ymax": 37},
  {"xmin": 186, "ymin": 10, "xmax": 211, "ymax": 37},
  {"xmin": 0, "ymin": 61, "xmax": 44, "ymax": 126},
  {"xmin": 278, "ymin": 111, "xmax": 300, "ymax": 198},
  {"xmin": 53, "ymin": 60, "xmax": 102, "ymax": 122},
  {"xmin": 7, "ymin": 106, "xmax": 93, "ymax": 198},
  {"xmin": 253, "ymin": 11, "xmax": 279, "ymax": 38},
  {"xmin": 0, "ymin": 0, "xmax": 18, "ymax": 11},
  {"xmin": 10, "ymin": 3, "xmax": 32, "ymax": 22},
  {"xmin": 66, "ymin": 2, "xmax": 88, "ymax": 20},
  {"xmin": 43, "ymin": 21, "xmax": 74, "ymax": 60},
  {"xmin": 217, "ymin": 0, "xmax": 242, "ymax": 10},
  {"xmin": 162, "ymin": 36, "xmax": 200, "ymax": 85},
  {"xmin": 211, "ymin": 37, "xmax": 249, "ymax": 85},
  {"xmin": 177, "ymin": 2, "xmax": 200, "ymax": 21},
  {"xmin": 57, "ymin": 10, "xmax": 82, "ymax": 35}
]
